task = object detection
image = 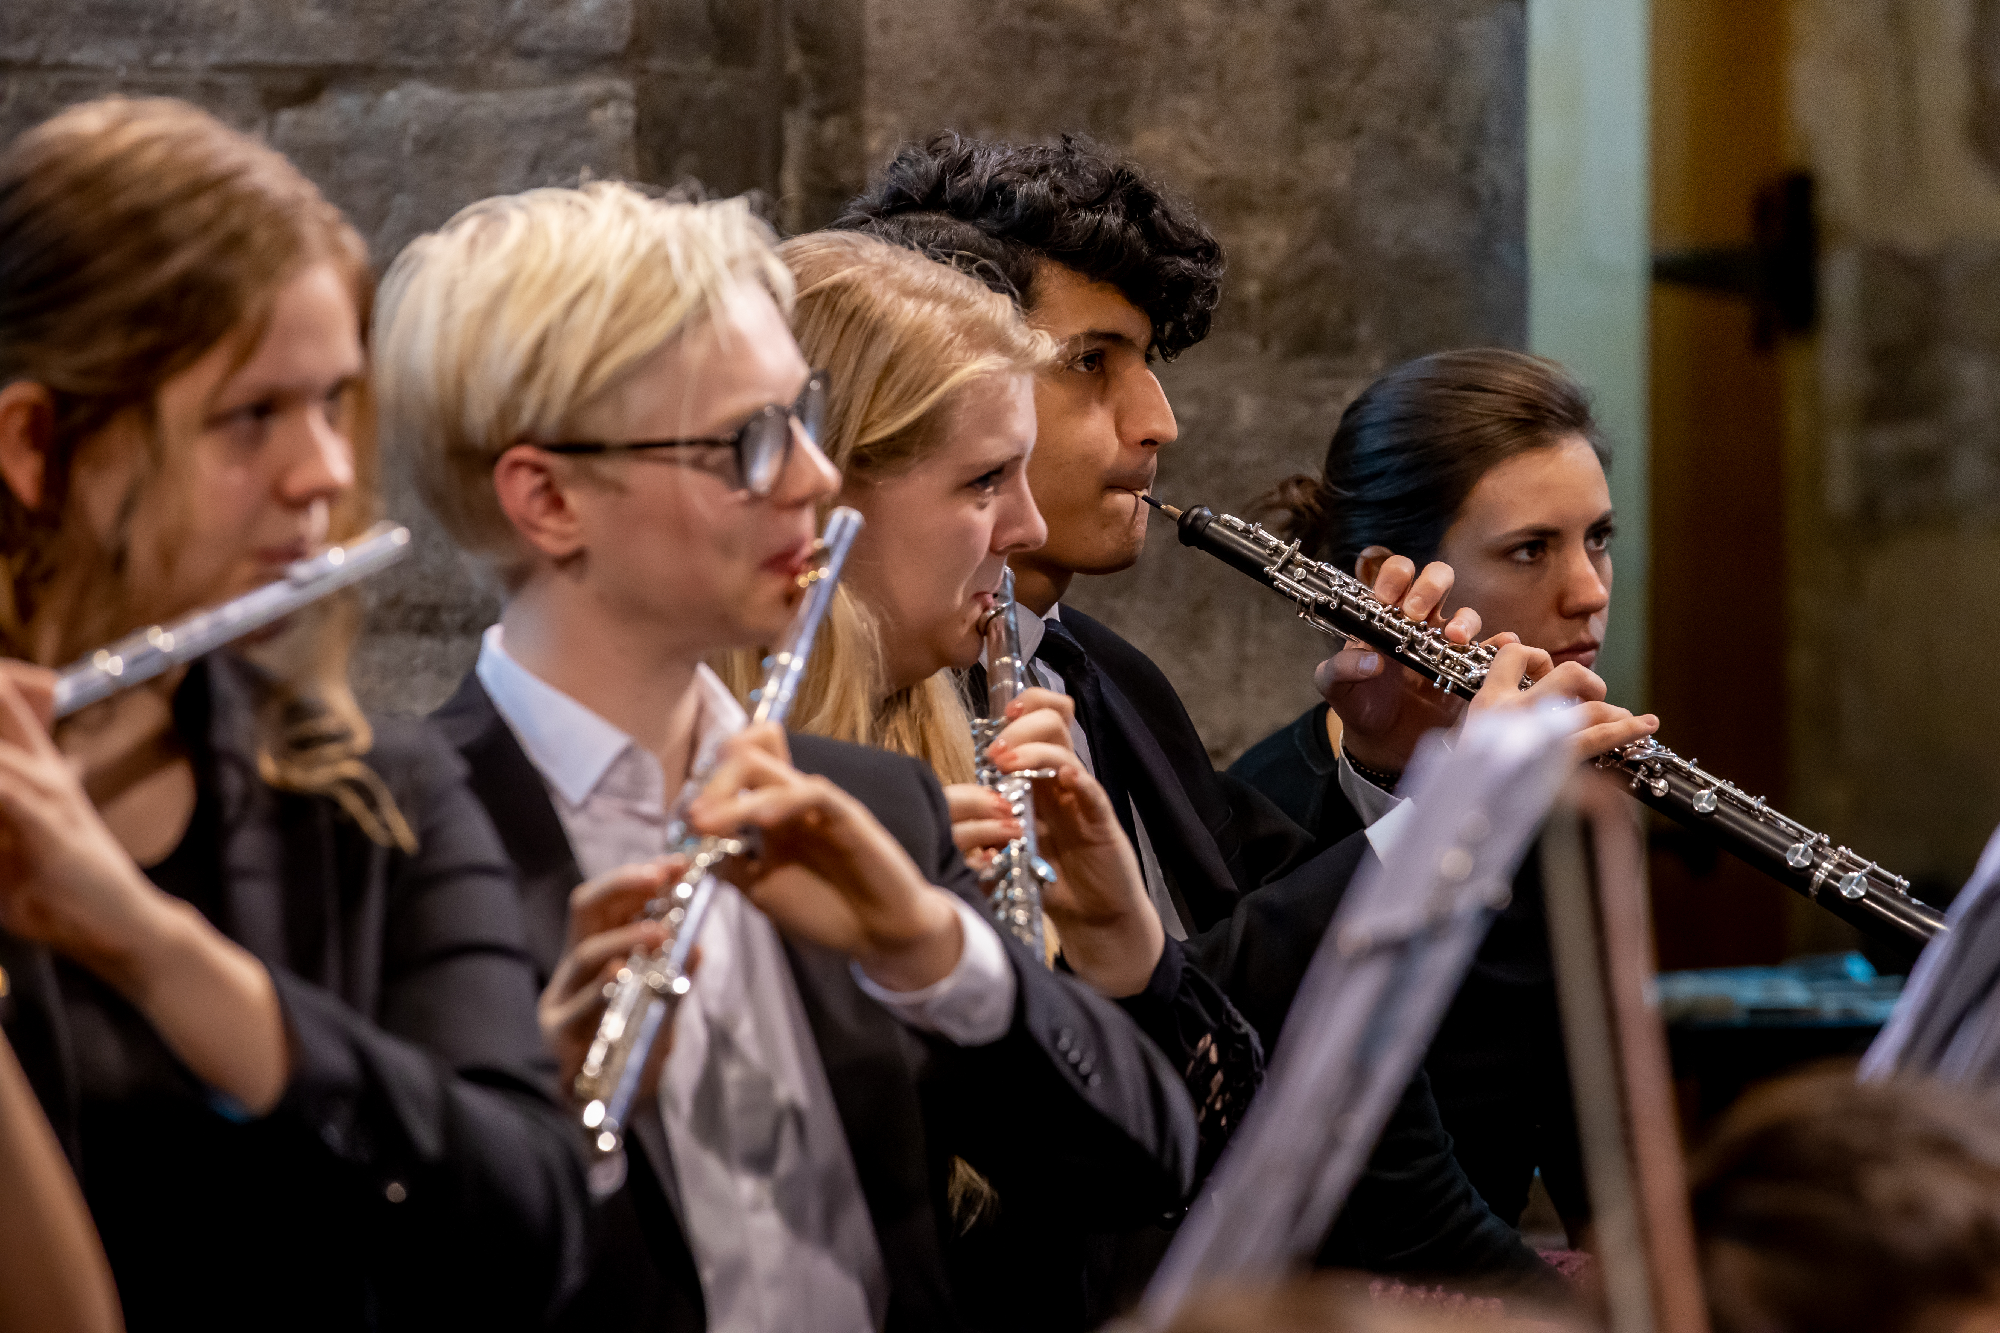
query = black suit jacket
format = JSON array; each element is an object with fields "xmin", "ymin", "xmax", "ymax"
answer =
[
  {"xmin": 0, "ymin": 657, "xmax": 592, "ymax": 1333},
  {"xmin": 432, "ymin": 673, "xmax": 1199, "ymax": 1333},
  {"xmin": 1230, "ymin": 704, "xmax": 1589, "ymax": 1231},
  {"xmin": 1056, "ymin": 608, "xmax": 1551, "ymax": 1286},
  {"xmin": 1059, "ymin": 608, "xmax": 1325, "ymax": 932}
]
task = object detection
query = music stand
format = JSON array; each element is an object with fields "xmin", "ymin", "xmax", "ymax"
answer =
[
  {"xmin": 1138, "ymin": 706, "xmax": 1581, "ymax": 1327},
  {"xmin": 1541, "ymin": 770, "xmax": 1710, "ymax": 1333}
]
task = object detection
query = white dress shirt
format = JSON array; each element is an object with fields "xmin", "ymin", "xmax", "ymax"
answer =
[
  {"xmin": 1009, "ymin": 606, "xmax": 1186, "ymax": 940},
  {"xmin": 475, "ymin": 625, "xmax": 1015, "ymax": 1333},
  {"xmin": 1336, "ymin": 748, "xmax": 1416, "ymax": 862}
]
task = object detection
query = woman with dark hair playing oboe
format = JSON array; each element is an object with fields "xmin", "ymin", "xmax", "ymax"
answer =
[
  {"xmin": 0, "ymin": 98, "xmax": 591, "ymax": 1330},
  {"xmin": 1230, "ymin": 348, "xmax": 1630, "ymax": 1248}
]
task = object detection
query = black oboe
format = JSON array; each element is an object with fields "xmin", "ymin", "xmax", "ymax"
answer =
[{"xmin": 1146, "ymin": 496, "xmax": 1945, "ymax": 949}]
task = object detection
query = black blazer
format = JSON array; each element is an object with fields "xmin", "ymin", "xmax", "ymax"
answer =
[
  {"xmin": 1056, "ymin": 609, "xmax": 1551, "ymax": 1286},
  {"xmin": 1059, "ymin": 607, "xmax": 1326, "ymax": 932},
  {"xmin": 1230, "ymin": 704, "xmax": 1589, "ymax": 1230},
  {"xmin": 432, "ymin": 674, "xmax": 1200, "ymax": 1333},
  {"xmin": 0, "ymin": 657, "xmax": 592, "ymax": 1333}
]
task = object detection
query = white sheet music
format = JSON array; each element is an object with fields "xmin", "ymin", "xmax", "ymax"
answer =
[
  {"xmin": 1862, "ymin": 820, "xmax": 2000, "ymax": 1083},
  {"xmin": 1141, "ymin": 704, "xmax": 1581, "ymax": 1325}
]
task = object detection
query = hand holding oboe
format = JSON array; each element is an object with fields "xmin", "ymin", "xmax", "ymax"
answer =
[{"xmin": 1315, "ymin": 548, "xmax": 1656, "ymax": 776}]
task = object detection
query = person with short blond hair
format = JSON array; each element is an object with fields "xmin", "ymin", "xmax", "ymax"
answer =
[
  {"xmin": 377, "ymin": 184, "xmax": 794, "ymax": 587},
  {"xmin": 378, "ymin": 180, "xmax": 1198, "ymax": 1333}
]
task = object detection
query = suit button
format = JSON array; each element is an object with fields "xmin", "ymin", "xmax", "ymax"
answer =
[
  {"xmin": 384, "ymin": 1181, "xmax": 408, "ymax": 1204},
  {"xmin": 1077, "ymin": 1058, "xmax": 1094, "ymax": 1077},
  {"xmin": 1065, "ymin": 1048, "xmax": 1083, "ymax": 1065},
  {"xmin": 1056, "ymin": 1029, "xmax": 1074, "ymax": 1053},
  {"xmin": 1087, "ymin": 1073, "xmax": 1102, "ymax": 1089}
]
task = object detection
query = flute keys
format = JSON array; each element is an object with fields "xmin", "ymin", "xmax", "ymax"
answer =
[
  {"xmin": 1692, "ymin": 789, "xmax": 1719, "ymax": 814},
  {"xmin": 1786, "ymin": 842, "xmax": 1813, "ymax": 869},
  {"xmin": 1837, "ymin": 872, "xmax": 1868, "ymax": 900}
]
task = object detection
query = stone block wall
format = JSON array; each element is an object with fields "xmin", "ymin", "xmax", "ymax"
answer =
[
  {"xmin": 1788, "ymin": 0, "xmax": 2000, "ymax": 905},
  {"xmin": 2, "ymin": 0, "xmax": 1527, "ymax": 762}
]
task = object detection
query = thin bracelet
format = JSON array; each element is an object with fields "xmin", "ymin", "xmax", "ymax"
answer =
[{"xmin": 1342, "ymin": 747, "xmax": 1403, "ymax": 793}]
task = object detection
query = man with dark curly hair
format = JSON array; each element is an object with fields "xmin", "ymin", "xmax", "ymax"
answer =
[
  {"xmin": 835, "ymin": 135, "xmax": 1220, "ymax": 653},
  {"xmin": 836, "ymin": 133, "xmax": 1561, "ymax": 1319}
]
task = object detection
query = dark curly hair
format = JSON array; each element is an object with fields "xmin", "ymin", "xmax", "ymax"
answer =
[{"xmin": 831, "ymin": 131, "xmax": 1224, "ymax": 360}]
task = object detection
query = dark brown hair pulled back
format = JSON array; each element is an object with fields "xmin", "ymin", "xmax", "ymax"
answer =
[{"xmin": 1256, "ymin": 348, "xmax": 1605, "ymax": 572}]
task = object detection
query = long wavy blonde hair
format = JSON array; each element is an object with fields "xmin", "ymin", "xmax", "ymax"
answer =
[
  {"xmin": 715, "ymin": 232, "xmax": 1056, "ymax": 784},
  {"xmin": 0, "ymin": 97, "xmax": 412, "ymax": 850}
]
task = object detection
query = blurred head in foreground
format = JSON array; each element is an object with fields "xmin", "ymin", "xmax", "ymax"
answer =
[
  {"xmin": 1146, "ymin": 1274, "xmax": 1581, "ymax": 1333},
  {"xmin": 1691, "ymin": 1068, "xmax": 2000, "ymax": 1333}
]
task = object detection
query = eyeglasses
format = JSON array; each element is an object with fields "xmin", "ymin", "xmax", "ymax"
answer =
[{"xmin": 535, "ymin": 371, "xmax": 829, "ymax": 498}]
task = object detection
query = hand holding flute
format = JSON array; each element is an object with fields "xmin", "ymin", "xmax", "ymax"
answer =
[
  {"xmin": 949, "ymin": 690, "xmax": 1164, "ymax": 998},
  {"xmin": 0, "ymin": 522, "xmax": 412, "ymax": 1117},
  {"xmin": 686, "ymin": 725, "xmax": 965, "ymax": 992}
]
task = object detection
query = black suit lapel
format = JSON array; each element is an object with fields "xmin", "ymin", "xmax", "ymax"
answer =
[
  {"xmin": 781, "ymin": 937, "xmax": 958, "ymax": 1332},
  {"xmin": 1092, "ymin": 668, "xmax": 1245, "ymax": 931},
  {"xmin": 432, "ymin": 674, "xmax": 582, "ymax": 985}
]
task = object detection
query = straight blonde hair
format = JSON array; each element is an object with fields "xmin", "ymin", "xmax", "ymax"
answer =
[
  {"xmin": 373, "ymin": 182, "xmax": 795, "ymax": 589},
  {"xmin": 715, "ymin": 232, "xmax": 1056, "ymax": 784}
]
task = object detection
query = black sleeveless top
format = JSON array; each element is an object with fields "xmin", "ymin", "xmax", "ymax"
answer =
[{"xmin": 4, "ymin": 657, "xmax": 591, "ymax": 1331}]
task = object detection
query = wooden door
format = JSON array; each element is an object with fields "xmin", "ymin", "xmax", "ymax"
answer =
[{"xmin": 1647, "ymin": 0, "xmax": 1794, "ymax": 968}]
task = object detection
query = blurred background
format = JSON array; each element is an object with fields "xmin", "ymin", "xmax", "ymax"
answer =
[{"xmin": 4, "ymin": 0, "xmax": 1994, "ymax": 995}]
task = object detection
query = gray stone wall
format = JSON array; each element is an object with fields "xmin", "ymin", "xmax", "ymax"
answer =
[
  {"xmin": 2, "ymin": 0, "xmax": 1526, "ymax": 762},
  {"xmin": 1788, "ymin": 0, "xmax": 2000, "ymax": 908}
]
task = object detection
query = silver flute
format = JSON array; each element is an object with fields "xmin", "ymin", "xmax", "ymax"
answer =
[
  {"xmin": 574, "ymin": 506, "xmax": 863, "ymax": 1185},
  {"xmin": 52, "ymin": 521, "xmax": 413, "ymax": 719},
  {"xmin": 1146, "ymin": 497, "xmax": 1947, "ymax": 948},
  {"xmin": 972, "ymin": 567, "xmax": 1057, "ymax": 956}
]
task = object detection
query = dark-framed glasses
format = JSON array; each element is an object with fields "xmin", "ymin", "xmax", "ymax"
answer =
[{"xmin": 536, "ymin": 370, "xmax": 828, "ymax": 497}]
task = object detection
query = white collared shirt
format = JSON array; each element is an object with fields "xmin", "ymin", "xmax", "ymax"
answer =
[
  {"xmin": 1337, "ymin": 749, "xmax": 1417, "ymax": 862},
  {"xmin": 476, "ymin": 625, "xmax": 1014, "ymax": 1332}
]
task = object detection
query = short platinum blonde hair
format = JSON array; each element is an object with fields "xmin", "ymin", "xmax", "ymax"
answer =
[{"xmin": 373, "ymin": 181, "xmax": 794, "ymax": 583}]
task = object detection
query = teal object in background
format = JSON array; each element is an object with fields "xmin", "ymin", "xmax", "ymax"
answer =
[{"xmin": 1657, "ymin": 953, "xmax": 1904, "ymax": 1029}]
